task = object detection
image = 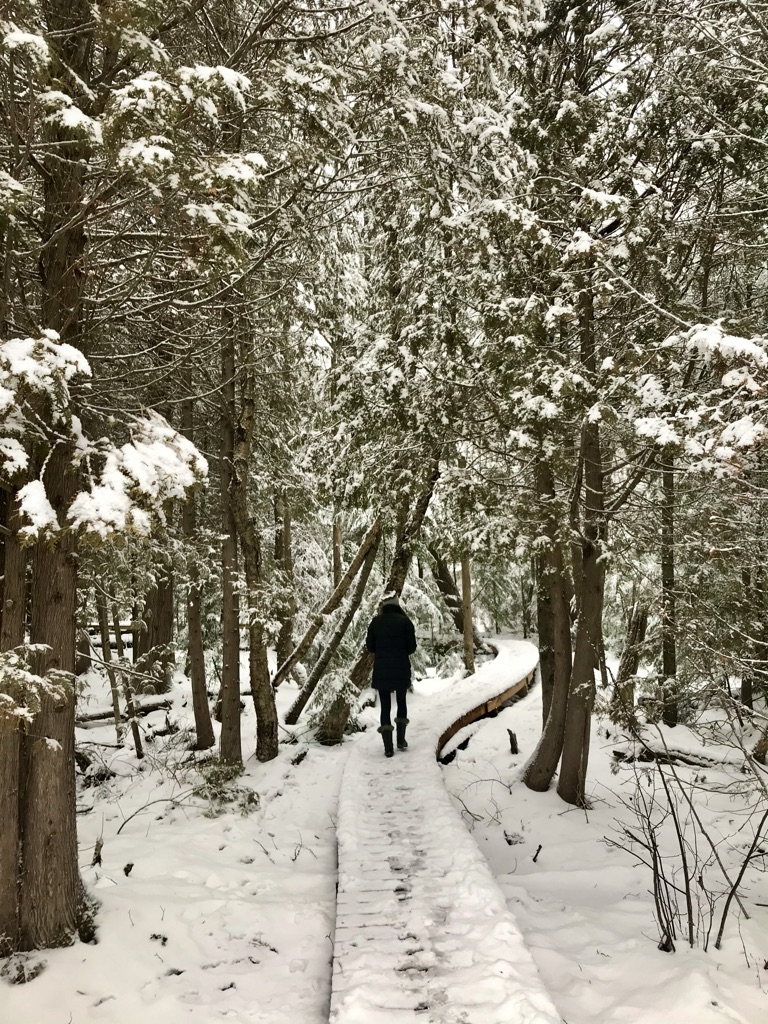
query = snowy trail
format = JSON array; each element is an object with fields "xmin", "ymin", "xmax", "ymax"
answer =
[{"xmin": 330, "ymin": 638, "xmax": 561, "ymax": 1024}]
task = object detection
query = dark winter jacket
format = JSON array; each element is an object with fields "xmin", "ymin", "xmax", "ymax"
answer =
[{"xmin": 366, "ymin": 605, "xmax": 417, "ymax": 692}]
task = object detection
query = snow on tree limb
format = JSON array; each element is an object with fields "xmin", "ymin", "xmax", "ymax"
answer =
[
  {"xmin": 69, "ymin": 410, "xmax": 208, "ymax": 540},
  {"xmin": 0, "ymin": 332, "xmax": 208, "ymax": 541}
]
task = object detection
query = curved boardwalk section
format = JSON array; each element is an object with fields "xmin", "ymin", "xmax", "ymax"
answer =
[{"xmin": 330, "ymin": 638, "xmax": 560, "ymax": 1024}]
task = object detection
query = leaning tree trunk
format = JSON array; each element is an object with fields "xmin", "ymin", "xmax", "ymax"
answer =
[
  {"xmin": 661, "ymin": 457, "xmax": 678, "ymax": 727},
  {"xmin": 285, "ymin": 529, "xmax": 380, "ymax": 725},
  {"xmin": 522, "ymin": 456, "xmax": 573, "ymax": 792},
  {"xmin": 273, "ymin": 517, "xmax": 382, "ymax": 688},
  {"xmin": 0, "ymin": 491, "xmax": 26, "ymax": 954},
  {"xmin": 316, "ymin": 455, "xmax": 442, "ymax": 746},
  {"xmin": 218, "ymin": 326, "xmax": 242, "ymax": 766}
]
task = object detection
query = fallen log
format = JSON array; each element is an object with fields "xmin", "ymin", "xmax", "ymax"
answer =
[
  {"xmin": 612, "ymin": 745, "xmax": 741, "ymax": 770},
  {"xmin": 76, "ymin": 698, "xmax": 172, "ymax": 725}
]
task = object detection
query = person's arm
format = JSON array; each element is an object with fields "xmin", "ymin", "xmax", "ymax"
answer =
[
  {"xmin": 366, "ymin": 620, "xmax": 376, "ymax": 653},
  {"xmin": 406, "ymin": 617, "xmax": 416, "ymax": 655}
]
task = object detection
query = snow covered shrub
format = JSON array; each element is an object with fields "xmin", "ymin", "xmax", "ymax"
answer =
[
  {"xmin": 197, "ymin": 760, "xmax": 259, "ymax": 819},
  {"xmin": 306, "ymin": 667, "xmax": 360, "ymax": 729}
]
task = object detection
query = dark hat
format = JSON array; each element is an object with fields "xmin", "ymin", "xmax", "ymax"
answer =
[{"xmin": 380, "ymin": 590, "xmax": 400, "ymax": 607}]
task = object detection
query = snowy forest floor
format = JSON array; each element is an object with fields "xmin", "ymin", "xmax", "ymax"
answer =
[{"xmin": 2, "ymin": 646, "xmax": 768, "ymax": 1024}]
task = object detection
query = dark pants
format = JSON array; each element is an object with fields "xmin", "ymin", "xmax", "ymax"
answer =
[{"xmin": 379, "ymin": 689, "xmax": 408, "ymax": 727}]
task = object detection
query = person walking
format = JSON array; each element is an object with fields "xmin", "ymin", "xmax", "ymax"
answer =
[{"xmin": 366, "ymin": 591, "xmax": 417, "ymax": 757}]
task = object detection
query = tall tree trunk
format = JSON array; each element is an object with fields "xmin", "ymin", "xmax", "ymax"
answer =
[
  {"xmin": 0, "ymin": 492, "xmax": 25, "ymax": 955},
  {"xmin": 75, "ymin": 628, "xmax": 92, "ymax": 675},
  {"xmin": 20, "ymin": 445, "xmax": 82, "ymax": 949},
  {"xmin": 557, "ymin": 277, "xmax": 606, "ymax": 808},
  {"xmin": 285, "ymin": 530, "xmax": 380, "ymax": 725},
  {"xmin": 661, "ymin": 458, "xmax": 678, "ymax": 727},
  {"xmin": 219, "ymin": 326, "xmax": 242, "ymax": 766},
  {"xmin": 535, "ymin": 555, "xmax": 555, "ymax": 727},
  {"xmin": 96, "ymin": 590, "xmax": 123, "ymax": 745},
  {"xmin": 242, "ymin": 528, "xmax": 277, "ymax": 762},
  {"xmin": 274, "ymin": 491, "xmax": 295, "ymax": 670},
  {"xmin": 182, "ymin": 391, "xmax": 214, "ymax": 750},
  {"xmin": 522, "ymin": 457, "xmax": 573, "ymax": 792},
  {"xmin": 17, "ymin": 2, "xmax": 92, "ymax": 949},
  {"xmin": 461, "ymin": 552, "xmax": 474, "ymax": 674},
  {"xmin": 610, "ymin": 601, "xmax": 648, "ymax": 723},
  {"xmin": 741, "ymin": 569, "xmax": 754, "ymax": 709},
  {"xmin": 232, "ymin": 367, "xmax": 279, "ymax": 761},
  {"xmin": 273, "ymin": 517, "xmax": 382, "ymax": 688},
  {"xmin": 316, "ymin": 455, "xmax": 441, "ymax": 745},
  {"xmin": 135, "ymin": 565, "xmax": 174, "ymax": 693},
  {"xmin": 112, "ymin": 602, "xmax": 143, "ymax": 758}
]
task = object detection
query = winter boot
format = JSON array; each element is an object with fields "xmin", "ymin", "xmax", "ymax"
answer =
[
  {"xmin": 378, "ymin": 724, "xmax": 394, "ymax": 757},
  {"xmin": 395, "ymin": 717, "xmax": 409, "ymax": 751}
]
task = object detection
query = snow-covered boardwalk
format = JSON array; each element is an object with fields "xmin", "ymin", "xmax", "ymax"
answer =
[{"xmin": 330, "ymin": 639, "xmax": 561, "ymax": 1024}]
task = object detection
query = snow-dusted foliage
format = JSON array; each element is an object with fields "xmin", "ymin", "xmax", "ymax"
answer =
[
  {"xmin": 0, "ymin": 331, "xmax": 90, "ymax": 479},
  {"xmin": 69, "ymin": 410, "xmax": 208, "ymax": 540},
  {"xmin": 0, "ymin": 645, "xmax": 69, "ymax": 725},
  {"xmin": 0, "ymin": 332, "xmax": 207, "ymax": 541}
]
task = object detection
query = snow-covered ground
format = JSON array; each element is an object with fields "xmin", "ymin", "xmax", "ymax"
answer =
[
  {"xmin": 3, "ymin": 643, "xmax": 768, "ymax": 1024},
  {"xmin": 440, "ymin": 672, "xmax": 768, "ymax": 1024},
  {"xmin": 2, "ymin": 663, "xmax": 345, "ymax": 1024}
]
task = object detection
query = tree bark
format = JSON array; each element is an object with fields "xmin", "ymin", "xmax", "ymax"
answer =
[
  {"xmin": 20, "ymin": 444, "xmax": 81, "ymax": 949},
  {"xmin": 285, "ymin": 529, "xmax": 380, "ymax": 725},
  {"xmin": 96, "ymin": 590, "xmax": 123, "ymax": 745},
  {"xmin": 461, "ymin": 552, "xmax": 474, "ymax": 674},
  {"xmin": 557, "ymin": 276, "xmax": 606, "ymax": 808},
  {"xmin": 0, "ymin": 493, "xmax": 25, "ymax": 955},
  {"xmin": 182, "ymin": 392, "xmax": 214, "ymax": 750},
  {"xmin": 219, "ymin": 326, "xmax": 242, "ymax": 766},
  {"xmin": 17, "ymin": 2, "xmax": 93, "ymax": 949},
  {"xmin": 274, "ymin": 491, "xmax": 295, "ymax": 670},
  {"xmin": 611, "ymin": 601, "xmax": 648, "ymax": 722},
  {"xmin": 536, "ymin": 554, "xmax": 555, "ymax": 727},
  {"xmin": 136, "ymin": 567, "xmax": 174, "ymax": 693},
  {"xmin": 75, "ymin": 629, "xmax": 92, "ymax": 675},
  {"xmin": 661, "ymin": 458, "xmax": 678, "ymax": 726},
  {"xmin": 112, "ymin": 602, "xmax": 144, "ymax": 758},
  {"xmin": 232, "ymin": 365, "xmax": 279, "ymax": 761},
  {"xmin": 273, "ymin": 517, "xmax": 382, "ymax": 688},
  {"xmin": 522, "ymin": 457, "xmax": 573, "ymax": 792}
]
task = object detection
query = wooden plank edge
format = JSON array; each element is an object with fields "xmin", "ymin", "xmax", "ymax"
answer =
[{"xmin": 435, "ymin": 669, "xmax": 535, "ymax": 760}]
